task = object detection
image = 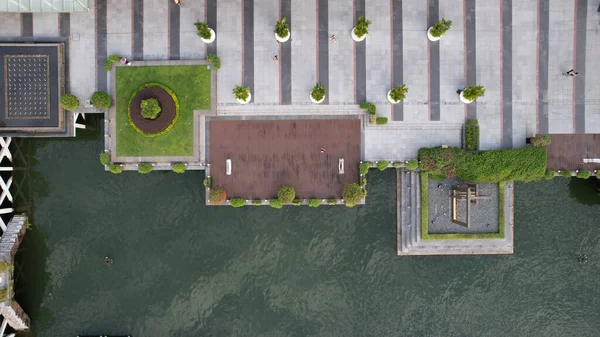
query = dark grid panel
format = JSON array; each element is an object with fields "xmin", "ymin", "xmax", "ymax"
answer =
[{"xmin": 5, "ymin": 55, "xmax": 50, "ymax": 119}]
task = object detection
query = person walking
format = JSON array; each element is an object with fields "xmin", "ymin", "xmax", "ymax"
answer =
[
  {"xmin": 330, "ymin": 34, "xmax": 337, "ymax": 42},
  {"xmin": 273, "ymin": 55, "xmax": 279, "ymax": 62},
  {"xmin": 174, "ymin": 0, "xmax": 181, "ymax": 6},
  {"xmin": 563, "ymin": 69, "xmax": 578, "ymax": 76}
]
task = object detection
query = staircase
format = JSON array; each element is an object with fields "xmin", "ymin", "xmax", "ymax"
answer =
[{"xmin": 397, "ymin": 169, "xmax": 420, "ymax": 254}]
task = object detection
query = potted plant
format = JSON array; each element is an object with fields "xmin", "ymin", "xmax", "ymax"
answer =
[
  {"xmin": 427, "ymin": 18, "xmax": 452, "ymax": 42},
  {"xmin": 310, "ymin": 83, "xmax": 326, "ymax": 104},
  {"xmin": 274, "ymin": 17, "xmax": 291, "ymax": 43},
  {"xmin": 459, "ymin": 85, "xmax": 485, "ymax": 104},
  {"xmin": 387, "ymin": 84, "xmax": 408, "ymax": 104},
  {"xmin": 351, "ymin": 15, "xmax": 371, "ymax": 42},
  {"xmin": 195, "ymin": 21, "xmax": 215, "ymax": 44},
  {"xmin": 232, "ymin": 85, "xmax": 251, "ymax": 104}
]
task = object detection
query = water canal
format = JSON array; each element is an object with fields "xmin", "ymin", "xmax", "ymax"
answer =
[{"xmin": 11, "ymin": 121, "xmax": 600, "ymax": 337}]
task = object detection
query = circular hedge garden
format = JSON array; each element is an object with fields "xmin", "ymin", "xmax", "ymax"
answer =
[{"xmin": 128, "ymin": 83, "xmax": 179, "ymax": 137}]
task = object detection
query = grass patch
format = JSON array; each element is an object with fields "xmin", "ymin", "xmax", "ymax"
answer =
[{"xmin": 115, "ymin": 65, "xmax": 210, "ymax": 157}]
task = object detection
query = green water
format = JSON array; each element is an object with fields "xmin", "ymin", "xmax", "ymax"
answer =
[{"xmin": 11, "ymin": 127, "xmax": 600, "ymax": 337}]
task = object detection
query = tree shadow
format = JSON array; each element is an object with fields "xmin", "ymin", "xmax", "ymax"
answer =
[{"xmin": 568, "ymin": 177, "xmax": 600, "ymax": 206}]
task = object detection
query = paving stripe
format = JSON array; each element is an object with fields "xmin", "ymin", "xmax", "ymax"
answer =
[
  {"xmin": 391, "ymin": 0, "xmax": 403, "ymax": 121},
  {"xmin": 427, "ymin": 0, "xmax": 440, "ymax": 121},
  {"xmin": 574, "ymin": 0, "xmax": 587, "ymax": 133},
  {"xmin": 206, "ymin": 0, "xmax": 217, "ymax": 55},
  {"xmin": 59, "ymin": 14, "xmax": 70, "ymax": 91},
  {"xmin": 96, "ymin": 0, "xmax": 107, "ymax": 92},
  {"xmin": 537, "ymin": 0, "xmax": 549, "ymax": 134},
  {"xmin": 465, "ymin": 0, "xmax": 476, "ymax": 120},
  {"xmin": 502, "ymin": 0, "xmax": 513, "ymax": 148},
  {"xmin": 21, "ymin": 13, "xmax": 33, "ymax": 37},
  {"xmin": 280, "ymin": 0, "xmax": 292, "ymax": 104},
  {"xmin": 133, "ymin": 0, "xmax": 143, "ymax": 60},
  {"xmin": 169, "ymin": 0, "xmax": 180, "ymax": 60},
  {"xmin": 317, "ymin": 0, "xmax": 329, "ymax": 104},
  {"xmin": 354, "ymin": 0, "xmax": 366, "ymax": 103},
  {"xmin": 243, "ymin": 0, "xmax": 254, "ymax": 96}
]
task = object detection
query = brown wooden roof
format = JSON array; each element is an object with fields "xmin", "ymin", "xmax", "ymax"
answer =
[{"xmin": 546, "ymin": 134, "xmax": 600, "ymax": 171}]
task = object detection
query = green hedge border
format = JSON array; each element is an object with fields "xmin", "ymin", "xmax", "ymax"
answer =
[
  {"xmin": 127, "ymin": 82, "xmax": 180, "ymax": 138},
  {"xmin": 420, "ymin": 173, "xmax": 506, "ymax": 240}
]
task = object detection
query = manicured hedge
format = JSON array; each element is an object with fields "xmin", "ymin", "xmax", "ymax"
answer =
[
  {"xmin": 278, "ymin": 186, "xmax": 295, "ymax": 203},
  {"xmin": 252, "ymin": 200, "xmax": 263, "ymax": 205},
  {"xmin": 308, "ymin": 199, "xmax": 321, "ymax": 207},
  {"xmin": 99, "ymin": 152, "xmax": 110, "ymax": 166},
  {"xmin": 360, "ymin": 161, "xmax": 372, "ymax": 175},
  {"xmin": 91, "ymin": 91, "xmax": 112, "ymax": 109},
  {"xmin": 269, "ymin": 199, "xmax": 283, "ymax": 209},
  {"xmin": 406, "ymin": 160, "xmax": 418, "ymax": 171},
  {"xmin": 60, "ymin": 94, "xmax": 79, "ymax": 111},
  {"xmin": 230, "ymin": 198, "xmax": 245, "ymax": 207},
  {"xmin": 138, "ymin": 163, "xmax": 153, "ymax": 174},
  {"xmin": 418, "ymin": 146, "xmax": 547, "ymax": 182},
  {"xmin": 206, "ymin": 54, "xmax": 221, "ymax": 70},
  {"xmin": 109, "ymin": 164, "xmax": 122, "ymax": 174},
  {"xmin": 375, "ymin": 117, "xmax": 388, "ymax": 125},
  {"xmin": 544, "ymin": 170, "xmax": 556, "ymax": 180},
  {"xmin": 171, "ymin": 163, "xmax": 186, "ymax": 173},
  {"xmin": 292, "ymin": 199, "xmax": 302, "ymax": 206},
  {"xmin": 377, "ymin": 160, "xmax": 388, "ymax": 171},
  {"xmin": 559, "ymin": 170, "xmax": 572, "ymax": 178},
  {"xmin": 203, "ymin": 177, "xmax": 211, "ymax": 188},
  {"xmin": 465, "ymin": 119, "xmax": 479, "ymax": 151},
  {"xmin": 577, "ymin": 170, "xmax": 591, "ymax": 179},
  {"xmin": 327, "ymin": 199, "xmax": 337, "ymax": 205}
]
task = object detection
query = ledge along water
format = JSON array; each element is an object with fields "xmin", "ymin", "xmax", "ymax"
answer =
[{"xmin": 11, "ymin": 120, "xmax": 600, "ymax": 337}]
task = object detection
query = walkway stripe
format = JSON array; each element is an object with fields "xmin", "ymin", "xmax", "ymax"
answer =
[
  {"xmin": 537, "ymin": 0, "xmax": 549, "ymax": 134},
  {"xmin": 169, "ymin": 0, "xmax": 180, "ymax": 60},
  {"xmin": 96, "ymin": 0, "xmax": 107, "ymax": 92},
  {"xmin": 391, "ymin": 0, "xmax": 403, "ymax": 121},
  {"xmin": 242, "ymin": 0, "xmax": 254, "ymax": 96},
  {"xmin": 354, "ymin": 0, "xmax": 366, "ymax": 103},
  {"xmin": 502, "ymin": 0, "xmax": 513, "ymax": 148},
  {"xmin": 59, "ymin": 14, "xmax": 70, "ymax": 91},
  {"xmin": 206, "ymin": 0, "xmax": 217, "ymax": 55},
  {"xmin": 280, "ymin": 0, "xmax": 292, "ymax": 105},
  {"xmin": 317, "ymin": 0, "xmax": 329, "ymax": 104},
  {"xmin": 465, "ymin": 0, "xmax": 476, "ymax": 120},
  {"xmin": 574, "ymin": 0, "xmax": 587, "ymax": 133},
  {"xmin": 428, "ymin": 0, "xmax": 440, "ymax": 121},
  {"xmin": 21, "ymin": 14, "xmax": 33, "ymax": 37},
  {"xmin": 132, "ymin": 0, "xmax": 143, "ymax": 60}
]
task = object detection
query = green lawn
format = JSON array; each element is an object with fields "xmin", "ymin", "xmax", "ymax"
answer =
[{"xmin": 115, "ymin": 65, "xmax": 210, "ymax": 157}]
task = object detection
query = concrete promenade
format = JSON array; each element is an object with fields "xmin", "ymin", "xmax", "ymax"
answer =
[{"xmin": 1, "ymin": 0, "xmax": 599, "ymax": 160}]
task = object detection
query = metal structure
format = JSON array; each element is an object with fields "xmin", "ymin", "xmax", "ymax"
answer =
[
  {"xmin": 0, "ymin": 0, "xmax": 88, "ymax": 12},
  {"xmin": 451, "ymin": 184, "xmax": 490, "ymax": 228}
]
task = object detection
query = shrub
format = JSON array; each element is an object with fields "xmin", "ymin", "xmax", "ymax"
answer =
[
  {"xmin": 0, "ymin": 288, "xmax": 8, "ymax": 301},
  {"xmin": 128, "ymin": 83, "xmax": 180, "ymax": 138},
  {"xmin": 206, "ymin": 54, "xmax": 221, "ymax": 70},
  {"xmin": 269, "ymin": 199, "xmax": 283, "ymax": 209},
  {"xmin": 465, "ymin": 119, "xmax": 479, "ymax": 151},
  {"xmin": 360, "ymin": 101, "xmax": 376, "ymax": 114},
  {"xmin": 559, "ymin": 170, "xmax": 572, "ymax": 178},
  {"xmin": 141, "ymin": 98, "xmax": 161, "ymax": 120},
  {"xmin": 209, "ymin": 187, "xmax": 227, "ymax": 205},
  {"xmin": 60, "ymin": 94, "xmax": 79, "ymax": 111},
  {"xmin": 360, "ymin": 161, "xmax": 372, "ymax": 175},
  {"xmin": 327, "ymin": 199, "xmax": 337, "ymax": 205},
  {"xmin": 430, "ymin": 18, "xmax": 452, "ymax": 37},
  {"xmin": 172, "ymin": 163, "xmax": 186, "ymax": 173},
  {"xmin": 203, "ymin": 177, "xmax": 211, "ymax": 188},
  {"xmin": 99, "ymin": 152, "xmax": 110, "ymax": 166},
  {"xmin": 274, "ymin": 17, "xmax": 290, "ymax": 38},
  {"xmin": 292, "ymin": 199, "xmax": 302, "ymax": 206},
  {"xmin": 369, "ymin": 114, "xmax": 377, "ymax": 124},
  {"xmin": 544, "ymin": 170, "xmax": 555, "ymax": 179},
  {"xmin": 91, "ymin": 91, "xmax": 111, "ymax": 109},
  {"xmin": 461, "ymin": 85, "xmax": 485, "ymax": 101},
  {"xmin": 353, "ymin": 15, "xmax": 372, "ymax": 37},
  {"xmin": 109, "ymin": 164, "xmax": 122, "ymax": 174},
  {"xmin": 343, "ymin": 183, "xmax": 366, "ymax": 206},
  {"xmin": 278, "ymin": 186, "xmax": 296, "ymax": 203},
  {"xmin": 531, "ymin": 134, "xmax": 551, "ymax": 147},
  {"xmin": 308, "ymin": 199, "xmax": 321, "ymax": 207},
  {"xmin": 0, "ymin": 261, "xmax": 12, "ymax": 273},
  {"xmin": 406, "ymin": 160, "xmax": 419, "ymax": 170},
  {"xmin": 104, "ymin": 54, "xmax": 121, "ymax": 71},
  {"xmin": 577, "ymin": 170, "xmax": 591, "ymax": 179},
  {"xmin": 393, "ymin": 162, "xmax": 404, "ymax": 168},
  {"xmin": 389, "ymin": 84, "xmax": 408, "ymax": 102},
  {"xmin": 311, "ymin": 83, "xmax": 326, "ymax": 102},
  {"xmin": 376, "ymin": 117, "xmax": 388, "ymax": 125},
  {"xmin": 360, "ymin": 176, "xmax": 367, "ymax": 187},
  {"xmin": 377, "ymin": 160, "xmax": 389, "ymax": 171},
  {"xmin": 232, "ymin": 85, "xmax": 250, "ymax": 101},
  {"xmin": 138, "ymin": 163, "xmax": 153, "ymax": 174},
  {"xmin": 230, "ymin": 198, "xmax": 245, "ymax": 207},
  {"xmin": 194, "ymin": 21, "xmax": 212, "ymax": 40},
  {"xmin": 252, "ymin": 200, "xmax": 263, "ymax": 205}
]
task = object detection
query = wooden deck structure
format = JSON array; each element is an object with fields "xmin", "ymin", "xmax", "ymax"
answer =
[
  {"xmin": 209, "ymin": 119, "xmax": 361, "ymax": 199},
  {"xmin": 546, "ymin": 134, "xmax": 600, "ymax": 171}
]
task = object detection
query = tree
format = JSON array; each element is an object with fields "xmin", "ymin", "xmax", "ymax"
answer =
[
  {"xmin": 91, "ymin": 91, "xmax": 111, "ymax": 109},
  {"xmin": 343, "ymin": 183, "xmax": 366, "ymax": 206},
  {"xmin": 141, "ymin": 98, "xmax": 161, "ymax": 119},
  {"xmin": 209, "ymin": 188, "xmax": 227, "ymax": 205},
  {"xmin": 60, "ymin": 94, "xmax": 79, "ymax": 111},
  {"xmin": 278, "ymin": 186, "xmax": 295, "ymax": 203}
]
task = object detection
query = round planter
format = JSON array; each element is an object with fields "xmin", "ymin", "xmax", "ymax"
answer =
[
  {"xmin": 236, "ymin": 92, "xmax": 252, "ymax": 104},
  {"xmin": 275, "ymin": 31, "xmax": 291, "ymax": 43},
  {"xmin": 427, "ymin": 27, "xmax": 441, "ymax": 42},
  {"xmin": 459, "ymin": 91, "xmax": 474, "ymax": 104},
  {"xmin": 201, "ymin": 28, "xmax": 216, "ymax": 44},
  {"xmin": 351, "ymin": 28, "xmax": 367, "ymax": 42},
  {"xmin": 310, "ymin": 94, "xmax": 325, "ymax": 104},
  {"xmin": 387, "ymin": 90, "xmax": 401, "ymax": 104}
]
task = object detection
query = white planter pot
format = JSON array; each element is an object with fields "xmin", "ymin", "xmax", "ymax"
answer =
[
  {"xmin": 427, "ymin": 27, "xmax": 441, "ymax": 42},
  {"xmin": 387, "ymin": 90, "xmax": 401, "ymax": 104},
  {"xmin": 201, "ymin": 28, "xmax": 216, "ymax": 44},
  {"xmin": 351, "ymin": 28, "xmax": 367, "ymax": 42},
  {"xmin": 275, "ymin": 31, "xmax": 290, "ymax": 43},
  {"xmin": 236, "ymin": 92, "xmax": 252, "ymax": 104},
  {"xmin": 310, "ymin": 93, "xmax": 325, "ymax": 104},
  {"xmin": 459, "ymin": 91, "xmax": 474, "ymax": 104}
]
